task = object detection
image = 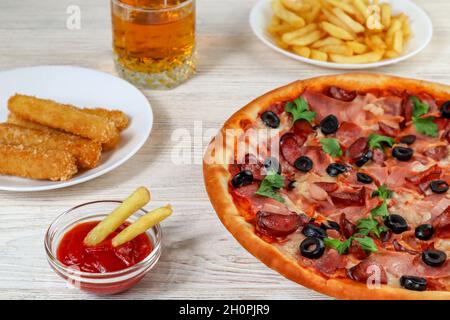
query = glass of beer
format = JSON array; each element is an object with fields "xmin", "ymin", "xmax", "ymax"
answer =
[{"xmin": 111, "ymin": 0, "xmax": 196, "ymax": 89}]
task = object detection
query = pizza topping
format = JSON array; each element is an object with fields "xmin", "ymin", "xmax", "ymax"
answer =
[
  {"xmin": 348, "ymin": 259, "xmax": 388, "ymax": 284},
  {"xmin": 231, "ymin": 170, "xmax": 254, "ymax": 188},
  {"xmin": 280, "ymin": 133, "xmax": 306, "ymax": 165},
  {"xmin": 336, "ymin": 121, "xmax": 362, "ymax": 148},
  {"xmin": 411, "ymin": 96, "xmax": 439, "ymax": 137},
  {"xmin": 326, "ymin": 86, "xmax": 356, "ymax": 102},
  {"xmin": 302, "ymin": 223, "xmax": 327, "ymax": 239},
  {"xmin": 346, "ymin": 137, "xmax": 369, "ymax": 163},
  {"xmin": 422, "ymin": 249, "xmax": 447, "ymax": 268},
  {"xmin": 379, "ymin": 122, "xmax": 399, "ymax": 137},
  {"xmin": 285, "ymin": 97, "xmax": 316, "ymax": 124},
  {"xmin": 319, "ymin": 115, "xmax": 339, "ymax": 135},
  {"xmin": 400, "ymin": 275, "xmax": 427, "ymax": 291},
  {"xmin": 256, "ymin": 211, "xmax": 304, "ymax": 238},
  {"xmin": 326, "ymin": 163, "xmax": 347, "ymax": 177},
  {"xmin": 255, "ymin": 170, "xmax": 285, "ymax": 203},
  {"xmin": 430, "ymin": 180, "xmax": 449, "ymax": 194},
  {"xmin": 330, "ymin": 188, "xmax": 366, "ymax": 208},
  {"xmin": 314, "ymin": 182, "xmax": 339, "ymax": 193},
  {"xmin": 340, "ymin": 213, "xmax": 356, "ymax": 239},
  {"xmin": 321, "ymin": 220, "xmax": 340, "ymax": 232},
  {"xmin": 320, "ymin": 138, "xmax": 343, "ymax": 157},
  {"xmin": 299, "ymin": 237, "xmax": 325, "ymax": 259},
  {"xmin": 368, "ymin": 134, "xmax": 395, "ymax": 150},
  {"xmin": 392, "ymin": 146, "xmax": 414, "ymax": 161},
  {"xmin": 356, "ymin": 172, "xmax": 374, "ymax": 184},
  {"xmin": 400, "ymin": 135, "xmax": 417, "ymax": 145},
  {"xmin": 294, "ymin": 156, "xmax": 313, "ymax": 172},
  {"xmin": 384, "ymin": 214, "xmax": 409, "ymax": 234},
  {"xmin": 424, "ymin": 145, "xmax": 448, "ymax": 161},
  {"xmin": 415, "ymin": 224, "xmax": 434, "ymax": 241},
  {"xmin": 441, "ymin": 101, "xmax": 450, "ymax": 118},
  {"xmin": 260, "ymin": 111, "xmax": 280, "ymax": 128},
  {"xmin": 355, "ymin": 150, "xmax": 373, "ymax": 168}
]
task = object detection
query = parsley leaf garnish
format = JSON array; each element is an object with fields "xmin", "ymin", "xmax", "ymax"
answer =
[
  {"xmin": 285, "ymin": 97, "xmax": 316, "ymax": 124},
  {"xmin": 370, "ymin": 201, "xmax": 389, "ymax": 218},
  {"xmin": 354, "ymin": 236, "xmax": 378, "ymax": 252},
  {"xmin": 356, "ymin": 216, "xmax": 388, "ymax": 237},
  {"xmin": 368, "ymin": 134, "xmax": 394, "ymax": 150},
  {"xmin": 410, "ymin": 96, "xmax": 438, "ymax": 137},
  {"xmin": 320, "ymin": 138, "xmax": 343, "ymax": 157},
  {"xmin": 255, "ymin": 170, "xmax": 285, "ymax": 203},
  {"xmin": 324, "ymin": 237, "xmax": 352, "ymax": 255},
  {"xmin": 371, "ymin": 184, "xmax": 392, "ymax": 200}
]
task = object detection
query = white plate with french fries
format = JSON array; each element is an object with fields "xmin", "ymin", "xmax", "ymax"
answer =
[
  {"xmin": 250, "ymin": 0, "xmax": 432, "ymax": 69},
  {"xmin": 0, "ymin": 65, "xmax": 153, "ymax": 192}
]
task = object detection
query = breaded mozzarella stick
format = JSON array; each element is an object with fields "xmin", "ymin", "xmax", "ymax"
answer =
[
  {"xmin": 0, "ymin": 123, "xmax": 101, "ymax": 169},
  {"xmin": 8, "ymin": 94, "xmax": 119, "ymax": 144},
  {"xmin": 0, "ymin": 144, "xmax": 78, "ymax": 181}
]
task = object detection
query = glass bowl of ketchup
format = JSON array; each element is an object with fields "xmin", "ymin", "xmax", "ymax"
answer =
[{"xmin": 45, "ymin": 200, "xmax": 162, "ymax": 295}]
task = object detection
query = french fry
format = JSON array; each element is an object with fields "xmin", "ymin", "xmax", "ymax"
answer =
[
  {"xmin": 310, "ymin": 49, "xmax": 328, "ymax": 61},
  {"xmin": 321, "ymin": 21, "xmax": 354, "ymax": 40},
  {"xmin": 384, "ymin": 50, "xmax": 400, "ymax": 59},
  {"xmin": 322, "ymin": 9, "xmax": 355, "ymax": 34},
  {"xmin": 320, "ymin": 44, "xmax": 353, "ymax": 56},
  {"xmin": 302, "ymin": 2, "xmax": 321, "ymax": 24},
  {"xmin": 112, "ymin": 205, "xmax": 173, "ymax": 247},
  {"xmin": 332, "ymin": 7, "xmax": 365, "ymax": 33},
  {"xmin": 272, "ymin": 0, "xmax": 306, "ymax": 27},
  {"xmin": 346, "ymin": 40, "xmax": 368, "ymax": 54},
  {"xmin": 325, "ymin": 0, "xmax": 356, "ymax": 15},
  {"xmin": 369, "ymin": 34, "xmax": 387, "ymax": 50},
  {"xmin": 286, "ymin": 30, "xmax": 325, "ymax": 46},
  {"xmin": 282, "ymin": 23, "xmax": 317, "ymax": 43},
  {"xmin": 281, "ymin": 0, "xmax": 311, "ymax": 13},
  {"xmin": 292, "ymin": 46, "xmax": 311, "ymax": 57},
  {"xmin": 402, "ymin": 19, "xmax": 411, "ymax": 41},
  {"xmin": 380, "ymin": 3, "xmax": 392, "ymax": 29},
  {"xmin": 84, "ymin": 187, "xmax": 151, "ymax": 246},
  {"xmin": 329, "ymin": 50, "xmax": 383, "ymax": 63},
  {"xmin": 353, "ymin": 0, "xmax": 369, "ymax": 19},
  {"xmin": 312, "ymin": 36, "xmax": 343, "ymax": 48},
  {"xmin": 386, "ymin": 19, "xmax": 402, "ymax": 39},
  {"xmin": 392, "ymin": 30, "xmax": 403, "ymax": 53}
]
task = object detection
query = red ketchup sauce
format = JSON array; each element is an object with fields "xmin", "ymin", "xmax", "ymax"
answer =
[{"xmin": 57, "ymin": 221, "xmax": 152, "ymax": 273}]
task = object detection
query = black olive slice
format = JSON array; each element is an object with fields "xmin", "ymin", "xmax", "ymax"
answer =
[
  {"xmin": 392, "ymin": 147, "xmax": 413, "ymax": 161},
  {"xmin": 231, "ymin": 170, "xmax": 253, "ymax": 188},
  {"xmin": 355, "ymin": 150, "xmax": 373, "ymax": 167},
  {"xmin": 301, "ymin": 223, "xmax": 327, "ymax": 238},
  {"xmin": 294, "ymin": 156, "xmax": 313, "ymax": 172},
  {"xmin": 415, "ymin": 224, "xmax": 434, "ymax": 241},
  {"xmin": 320, "ymin": 115, "xmax": 339, "ymax": 135},
  {"xmin": 326, "ymin": 163, "xmax": 347, "ymax": 177},
  {"xmin": 400, "ymin": 276, "xmax": 427, "ymax": 291},
  {"xmin": 440, "ymin": 101, "xmax": 450, "ymax": 119},
  {"xmin": 422, "ymin": 249, "xmax": 447, "ymax": 267},
  {"xmin": 299, "ymin": 237, "xmax": 325, "ymax": 259},
  {"xmin": 384, "ymin": 214, "xmax": 408, "ymax": 234},
  {"xmin": 430, "ymin": 180, "xmax": 449, "ymax": 194},
  {"xmin": 261, "ymin": 111, "xmax": 280, "ymax": 128},
  {"xmin": 320, "ymin": 220, "xmax": 340, "ymax": 232},
  {"xmin": 356, "ymin": 172, "xmax": 373, "ymax": 184},
  {"xmin": 399, "ymin": 135, "xmax": 416, "ymax": 145}
]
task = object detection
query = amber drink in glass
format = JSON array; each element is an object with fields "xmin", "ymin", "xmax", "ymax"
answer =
[{"xmin": 111, "ymin": 0, "xmax": 196, "ymax": 89}]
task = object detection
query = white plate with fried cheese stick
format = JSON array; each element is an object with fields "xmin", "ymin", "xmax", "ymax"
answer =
[
  {"xmin": 250, "ymin": 0, "xmax": 432, "ymax": 69},
  {"xmin": 0, "ymin": 65, "xmax": 153, "ymax": 192}
]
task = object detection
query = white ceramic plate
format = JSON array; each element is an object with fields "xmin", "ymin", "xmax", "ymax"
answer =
[
  {"xmin": 0, "ymin": 65, "xmax": 153, "ymax": 192},
  {"xmin": 250, "ymin": 0, "xmax": 433, "ymax": 69}
]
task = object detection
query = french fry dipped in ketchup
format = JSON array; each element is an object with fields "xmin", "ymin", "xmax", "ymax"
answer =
[{"xmin": 57, "ymin": 187, "xmax": 172, "ymax": 273}]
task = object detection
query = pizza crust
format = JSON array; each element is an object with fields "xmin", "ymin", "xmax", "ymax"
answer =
[{"xmin": 203, "ymin": 73, "xmax": 450, "ymax": 300}]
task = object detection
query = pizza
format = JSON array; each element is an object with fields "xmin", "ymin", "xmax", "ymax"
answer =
[{"xmin": 203, "ymin": 74, "xmax": 450, "ymax": 300}]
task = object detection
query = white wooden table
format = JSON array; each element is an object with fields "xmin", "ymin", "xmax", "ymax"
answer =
[{"xmin": 0, "ymin": 0, "xmax": 448, "ymax": 300}]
